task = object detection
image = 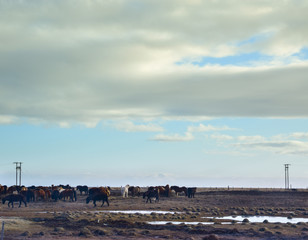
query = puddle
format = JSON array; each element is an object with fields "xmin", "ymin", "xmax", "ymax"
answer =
[
  {"xmin": 94, "ymin": 210, "xmax": 181, "ymax": 214},
  {"xmin": 37, "ymin": 210, "xmax": 181, "ymax": 215},
  {"xmin": 147, "ymin": 221, "xmax": 231, "ymax": 225},
  {"xmin": 0, "ymin": 217, "xmax": 22, "ymax": 222},
  {"xmin": 0, "ymin": 217, "xmax": 32, "ymax": 227},
  {"xmin": 204, "ymin": 216, "xmax": 308, "ymax": 224}
]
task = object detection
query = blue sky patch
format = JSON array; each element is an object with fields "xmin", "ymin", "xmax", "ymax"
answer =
[
  {"xmin": 237, "ymin": 32, "xmax": 273, "ymax": 47},
  {"xmin": 292, "ymin": 47, "xmax": 308, "ymax": 60},
  {"xmin": 177, "ymin": 52, "xmax": 273, "ymax": 67}
]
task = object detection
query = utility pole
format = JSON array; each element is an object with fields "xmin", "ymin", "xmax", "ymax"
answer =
[
  {"xmin": 13, "ymin": 162, "xmax": 22, "ymax": 186},
  {"xmin": 284, "ymin": 164, "xmax": 290, "ymax": 189}
]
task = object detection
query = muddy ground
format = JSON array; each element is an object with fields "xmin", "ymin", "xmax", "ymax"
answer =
[{"xmin": 1, "ymin": 188, "xmax": 308, "ymax": 239}]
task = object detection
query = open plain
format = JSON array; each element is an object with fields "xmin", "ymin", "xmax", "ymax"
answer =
[{"xmin": 1, "ymin": 188, "xmax": 308, "ymax": 240}]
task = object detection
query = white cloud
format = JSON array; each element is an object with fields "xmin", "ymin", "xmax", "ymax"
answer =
[
  {"xmin": 188, "ymin": 124, "xmax": 237, "ymax": 132},
  {"xmin": 0, "ymin": 115, "xmax": 17, "ymax": 124},
  {"xmin": 290, "ymin": 132, "xmax": 308, "ymax": 139},
  {"xmin": 151, "ymin": 132, "xmax": 194, "ymax": 142},
  {"xmin": 114, "ymin": 121, "xmax": 163, "ymax": 132},
  {"xmin": 237, "ymin": 135, "xmax": 266, "ymax": 142},
  {"xmin": 235, "ymin": 140, "xmax": 308, "ymax": 155},
  {"xmin": 210, "ymin": 134, "xmax": 234, "ymax": 141}
]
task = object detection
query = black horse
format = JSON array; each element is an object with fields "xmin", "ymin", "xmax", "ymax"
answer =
[
  {"xmin": 143, "ymin": 189, "xmax": 159, "ymax": 203},
  {"xmin": 77, "ymin": 185, "xmax": 88, "ymax": 195},
  {"xmin": 2, "ymin": 194, "xmax": 27, "ymax": 208},
  {"xmin": 51, "ymin": 190, "xmax": 60, "ymax": 202},
  {"xmin": 86, "ymin": 193, "xmax": 109, "ymax": 207},
  {"xmin": 187, "ymin": 187, "xmax": 197, "ymax": 198},
  {"xmin": 20, "ymin": 190, "xmax": 35, "ymax": 202}
]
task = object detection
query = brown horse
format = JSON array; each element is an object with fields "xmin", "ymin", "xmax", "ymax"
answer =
[
  {"xmin": 128, "ymin": 186, "xmax": 141, "ymax": 197},
  {"xmin": 2, "ymin": 194, "xmax": 27, "ymax": 208},
  {"xmin": 59, "ymin": 189, "xmax": 77, "ymax": 202},
  {"xmin": 152, "ymin": 184, "xmax": 170, "ymax": 197},
  {"xmin": 0, "ymin": 184, "xmax": 7, "ymax": 195},
  {"xmin": 45, "ymin": 189, "xmax": 51, "ymax": 201},
  {"xmin": 34, "ymin": 189, "xmax": 46, "ymax": 201}
]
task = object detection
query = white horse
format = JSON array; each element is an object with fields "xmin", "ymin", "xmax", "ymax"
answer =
[{"xmin": 121, "ymin": 184, "xmax": 129, "ymax": 198}]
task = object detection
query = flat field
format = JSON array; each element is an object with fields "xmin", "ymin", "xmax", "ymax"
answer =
[{"xmin": 1, "ymin": 188, "xmax": 308, "ymax": 239}]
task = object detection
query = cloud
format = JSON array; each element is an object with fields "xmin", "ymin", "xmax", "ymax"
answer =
[
  {"xmin": 151, "ymin": 132, "xmax": 194, "ymax": 142},
  {"xmin": 188, "ymin": 124, "xmax": 237, "ymax": 132},
  {"xmin": 233, "ymin": 134, "xmax": 308, "ymax": 156},
  {"xmin": 0, "ymin": 115, "xmax": 18, "ymax": 124},
  {"xmin": 1, "ymin": 1, "xmax": 308, "ymax": 125},
  {"xmin": 237, "ymin": 135, "xmax": 266, "ymax": 142},
  {"xmin": 114, "ymin": 121, "xmax": 163, "ymax": 132},
  {"xmin": 210, "ymin": 134, "xmax": 234, "ymax": 141},
  {"xmin": 290, "ymin": 132, "xmax": 308, "ymax": 139}
]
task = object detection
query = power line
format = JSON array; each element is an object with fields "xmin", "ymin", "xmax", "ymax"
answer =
[
  {"xmin": 284, "ymin": 164, "xmax": 290, "ymax": 189},
  {"xmin": 13, "ymin": 162, "xmax": 22, "ymax": 186}
]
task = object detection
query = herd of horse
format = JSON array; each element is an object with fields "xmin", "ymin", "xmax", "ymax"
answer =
[{"xmin": 0, "ymin": 184, "xmax": 197, "ymax": 208}]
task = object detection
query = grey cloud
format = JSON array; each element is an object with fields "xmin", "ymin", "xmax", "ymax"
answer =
[{"xmin": 1, "ymin": 1, "xmax": 308, "ymax": 125}]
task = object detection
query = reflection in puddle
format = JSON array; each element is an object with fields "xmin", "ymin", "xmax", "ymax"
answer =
[
  {"xmin": 204, "ymin": 216, "xmax": 308, "ymax": 224},
  {"xmin": 147, "ymin": 221, "xmax": 231, "ymax": 225}
]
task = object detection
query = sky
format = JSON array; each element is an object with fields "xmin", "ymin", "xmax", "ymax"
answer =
[{"xmin": 1, "ymin": 0, "xmax": 308, "ymax": 188}]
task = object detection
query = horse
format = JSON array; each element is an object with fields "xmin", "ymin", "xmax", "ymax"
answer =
[
  {"xmin": 2, "ymin": 194, "xmax": 27, "ymax": 208},
  {"xmin": 58, "ymin": 184, "xmax": 72, "ymax": 189},
  {"xmin": 86, "ymin": 193, "xmax": 109, "ymax": 207},
  {"xmin": 34, "ymin": 189, "xmax": 46, "ymax": 201},
  {"xmin": 45, "ymin": 189, "xmax": 51, "ymax": 201},
  {"xmin": 59, "ymin": 189, "xmax": 77, "ymax": 202},
  {"xmin": 0, "ymin": 184, "xmax": 7, "ymax": 195},
  {"xmin": 7, "ymin": 185, "xmax": 19, "ymax": 194},
  {"xmin": 20, "ymin": 190, "xmax": 35, "ymax": 202},
  {"xmin": 143, "ymin": 189, "xmax": 159, "ymax": 203},
  {"xmin": 76, "ymin": 185, "xmax": 88, "ymax": 195},
  {"xmin": 89, "ymin": 187, "xmax": 111, "ymax": 197},
  {"xmin": 187, "ymin": 187, "xmax": 197, "ymax": 198},
  {"xmin": 171, "ymin": 186, "xmax": 187, "ymax": 196},
  {"xmin": 153, "ymin": 184, "xmax": 170, "ymax": 197},
  {"xmin": 121, "ymin": 184, "xmax": 129, "ymax": 198},
  {"xmin": 51, "ymin": 190, "xmax": 60, "ymax": 202},
  {"xmin": 128, "ymin": 186, "xmax": 141, "ymax": 197}
]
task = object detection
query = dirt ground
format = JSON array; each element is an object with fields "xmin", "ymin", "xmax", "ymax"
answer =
[{"xmin": 1, "ymin": 188, "xmax": 308, "ymax": 239}]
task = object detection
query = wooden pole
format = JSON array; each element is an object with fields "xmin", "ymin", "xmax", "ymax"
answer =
[{"xmin": 1, "ymin": 221, "xmax": 4, "ymax": 240}]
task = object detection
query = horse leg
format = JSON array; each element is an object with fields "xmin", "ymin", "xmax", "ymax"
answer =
[
  {"xmin": 19, "ymin": 201, "xmax": 22, "ymax": 207},
  {"xmin": 106, "ymin": 199, "xmax": 109, "ymax": 206},
  {"xmin": 93, "ymin": 200, "xmax": 96, "ymax": 207}
]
